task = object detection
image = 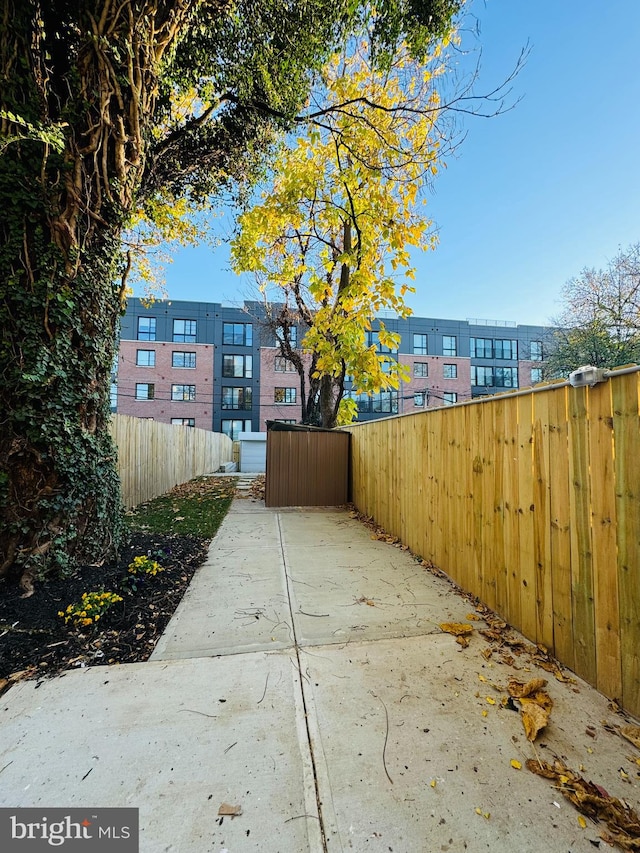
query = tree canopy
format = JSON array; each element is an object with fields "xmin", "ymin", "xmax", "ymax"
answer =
[
  {"xmin": 0, "ymin": 0, "xmax": 464, "ymax": 588},
  {"xmin": 231, "ymin": 38, "xmax": 451, "ymax": 426}
]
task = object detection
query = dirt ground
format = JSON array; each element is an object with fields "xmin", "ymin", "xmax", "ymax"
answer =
[{"xmin": 0, "ymin": 531, "xmax": 210, "ymax": 685}]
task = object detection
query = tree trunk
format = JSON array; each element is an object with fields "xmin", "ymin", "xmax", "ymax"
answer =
[{"xmin": 0, "ymin": 222, "xmax": 124, "ymax": 592}]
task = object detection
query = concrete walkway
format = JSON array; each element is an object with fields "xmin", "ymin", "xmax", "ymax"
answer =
[{"xmin": 1, "ymin": 499, "xmax": 638, "ymax": 852}]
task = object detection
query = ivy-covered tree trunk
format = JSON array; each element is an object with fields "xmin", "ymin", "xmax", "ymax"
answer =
[
  {"xmin": 0, "ymin": 215, "xmax": 124, "ymax": 591},
  {"xmin": 0, "ymin": 1, "xmax": 191, "ymax": 591}
]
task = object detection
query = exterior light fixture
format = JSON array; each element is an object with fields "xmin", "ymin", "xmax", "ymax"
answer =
[{"xmin": 568, "ymin": 365, "xmax": 607, "ymax": 388}]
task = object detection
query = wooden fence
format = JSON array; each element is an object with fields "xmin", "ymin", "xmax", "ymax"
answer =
[
  {"xmin": 110, "ymin": 415, "xmax": 233, "ymax": 507},
  {"xmin": 344, "ymin": 370, "xmax": 640, "ymax": 717}
]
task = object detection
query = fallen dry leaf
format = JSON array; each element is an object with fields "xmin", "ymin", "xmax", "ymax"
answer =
[
  {"xmin": 440, "ymin": 623, "xmax": 473, "ymax": 637},
  {"xmin": 520, "ymin": 699, "xmax": 552, "ymax": 741},
  {"xmin": 509, "ymin": 678, "xmax": 553, "ymax": 741},
  {"xmin": 218, "ymin": 803, "xmax": 242, "ymax": 817},
  {"xmin": 620, "ymin": 725, "xmax": 640, "ymax": 751},
  {"xmin": 507, "ymin": 677, "xmax": 548, "ymax": 698},
  {"xmin": 526, "ymin": 758, "xmax": 640, "ymax": 850}
]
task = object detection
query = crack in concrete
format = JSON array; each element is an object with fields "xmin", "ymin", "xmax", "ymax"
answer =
[{"xmin": 277, "ymin": 512, "xmax": 331, "ymax": 853}]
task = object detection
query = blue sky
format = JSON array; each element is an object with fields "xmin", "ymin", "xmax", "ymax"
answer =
[{"xmin": 136, "ymin": 0, "xmax": 640, "ymax": 327}]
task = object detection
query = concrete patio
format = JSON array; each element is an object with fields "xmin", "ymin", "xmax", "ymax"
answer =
[{"xmin": 0, "ymin": 497, "xmax": 638, "ymax": 852}]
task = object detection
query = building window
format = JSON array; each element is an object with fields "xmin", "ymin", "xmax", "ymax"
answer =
[
  {"xmin": 531, "ymin": 367, "xmax": 543, "ymax": 384},
  {"xmin": 275, "ymin": 419, "xmax": 297, "ymax": 424},
  {"xmin": 442, "ymin": 335, "xmax": 457, "ymax": 356},
  {"xmin": 172, "ymin": 319, "xmax": 196, "ymax": 343},
  {"xmin": 171, "ymin": 385, "xmax": 196, "ymax": 402},
  {"xmin": 135, "ymin": 382, "xmax": 155, "ymax": 400},
  {"xmin": 171, "ymin": 384, "xmax": 196, "ymax": 401},
  {"xmin": 494, "ymin": 339, "xmax": 518, "ymax": 360},
  {"xmin": 471, "ymin": 366, "xmax": 493, "ymax": 386},
  {"xmin": 137, "ymin": 317, "xmax": 156, "ymax": 341},
  {"xmin": 221, "ymin": 386, "xmax": 252, "ymax": 410},
  {"xmin": 470, "ymin": 337, "xmax": 492, "ymax": 359},
  {"xmin": 413, "ymin": 333, "xmax": 428, "ymax": 355},
  {"xmin": 443, "ymin": 392, "xmax": 458, "ymax": 405},
  {"xmin": 172, "ymin": 351, "xmax": 196, "ymax": 368},
  {"xmin": 275, "ymin": 387, "xmax": 297, "ymax": 404},
  {"xmin": 414, "ymin": 392, "xmax": 426, "ymax": 407},
  {"xmin": 413, "ymin": 362, "xmax": 428, "ymax": 378},
  {"xmin": 223, "ymin": 354, "xmax": 253, "ymax": 378},
  {"xmin": 223, "ymin": 322, "xmax": 253, "ymax": 346},
  {"xmin": 443, "ymin": 363, "xmax": 457, "ymax": 379},
  {"xmin": 221, "ymin": 419, "xmax": 252, "ymax": 440},
  {"xmin": 110, "ymin": 382, "xmax": 118, "ymax": 411},
  {"xmin": 136, "ymin": 349, "xmax": 155, "ymax": 367},
  {"xmin": 530, "ymin": 341, "xmax": 543, "ymax": 361},
  {"xmin": 494, "ymin": 367, "xmax": 518, "ymax": 388},
  {"xmin": 275, "ymin": 356, "xmax": 297, "ymax": 372},
  {"xmin": 171, "ymin": 418, "xmax": 195, "ymax": 427},
  {"xmin": 357, "ymin": 391, "xmax": 398, "ymax": 414}
]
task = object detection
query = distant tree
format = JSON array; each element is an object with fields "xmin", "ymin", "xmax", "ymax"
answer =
[
  {"xmin": 0, "ymin": 0, "xmax": 463, "ymax": 591},
  {"xmin": 545, "ymin": 243, "xmax": 640, "ymax": 377}
]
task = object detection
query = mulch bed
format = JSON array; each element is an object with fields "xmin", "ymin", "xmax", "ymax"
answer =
[{"xmin": 0, "ymin": 532, "xmax": 209, "ymax": 687}]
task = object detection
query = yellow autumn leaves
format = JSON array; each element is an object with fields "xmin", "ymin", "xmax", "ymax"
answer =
[
  {"xmin": 507, "ymin": 677, "xmax": 553, "ymax": 742},
  {"xmin": 231, "ymin": 38, "xmax": 449, "ymax": 422}
]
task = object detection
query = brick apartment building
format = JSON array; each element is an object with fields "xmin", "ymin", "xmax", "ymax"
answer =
[{"xmin": 114, "ymin": 298, "xmax": 549, "ymax": 439}]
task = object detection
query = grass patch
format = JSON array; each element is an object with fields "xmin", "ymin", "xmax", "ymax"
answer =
[{"xmin": 126, "ymin": 476, "xmax": 237, "ymax": 538}]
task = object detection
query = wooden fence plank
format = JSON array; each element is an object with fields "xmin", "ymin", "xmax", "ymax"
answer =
[
  {"xmin": 532, "ymin": 391, "xmax": 553, "ymax": 649},
  {"xmin": 459, "ymin": 404, "xmax": 475, "ymax": 594},
  {"xmin": 481, "ymin": 399, "xmax": 497, "ymax": 611},
  {"xmin": 433, "ymin": 409, "xmax": 446, "ymax": 572},
  {"xmin": 502, "ymin": 395, "xmax": 521, "ymax": 632},
  {"xmin": 492, "ymin": 398, "xmax": 507, "ymax": 617},
  {"xmin": 589, "ymin": 382, "xmax": 621, "ymax": 699},
  {"xmin": 547, "ymin": 386, "xmax": 574, "ymax": 669},
  {"xmin": 612, "ymin": 373, "xmax": 640, "ymax": 716},
  {"xmin": 517, "ymin": 394, "xmax": 537, "ymax": 640},
  {"xmin": 471, "ymin": 402, "xmax": 485, "ymax": 603},
  {"xmin": 416, "ymin": 414, "xmax": 430, "ymax": 563},
  {"xmin": 567, "ymin": 386, "xmax": 597, "ymax": 685}
]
